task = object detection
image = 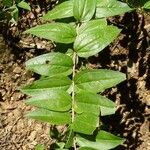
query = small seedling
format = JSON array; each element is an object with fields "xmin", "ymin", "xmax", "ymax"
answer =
[{"xmin": 1, "ymin": 0, "xmax": 31, "ymax": 23}]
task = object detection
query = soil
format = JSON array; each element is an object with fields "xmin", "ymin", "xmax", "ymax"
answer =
[{"xmin": 0, "ymin": 1, "xmax": 150, "ymax": 150}]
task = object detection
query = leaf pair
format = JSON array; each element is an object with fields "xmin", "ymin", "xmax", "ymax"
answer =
[
  {"xmin": 71, "ymin": 69, "xmax": 125, "ymax": 135},
  {"xmin": 43, "ymin": 0, "xmax": 97, "ymax": 22},
  {"xmin": 43, "ymin": 0, "xmax": 132, "ymax": 21},
  {"xmin": 25, "ymin": 20, "xmax": 120, "ymax": 58},
  {"xmin": 24, "ymin": 55, "xmax": 125, "ymax": 96}
]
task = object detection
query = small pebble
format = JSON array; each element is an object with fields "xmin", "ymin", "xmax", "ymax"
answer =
[{"xmin": 13, "ymin": 67, "xmax": 22, "ymax": 74}]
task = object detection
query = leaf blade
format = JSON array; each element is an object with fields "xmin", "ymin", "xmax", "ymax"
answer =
[
  {"xmin": 74, "ymin": 69, "xmax": 126, "ymax": 93},
  {"xmin": 43, "ymin": 0, "xmax": 73, "ymax": 20},
  {"xmin": 26, "ymin": 109, "xmax": 71, "ymax": 125},
  {"xmin": 74, "ymin": 24, "xmax": 121, "ymax": 57},
  {"xmin": 96, "ymin": 0, "xmax": 132, "ymax": 18},
  {"xmin": 26, "ymin": 52, "xmax": 73, "ymax": 77},
  {"xmin": 25, "ymin": 90, "xmax": 72, "ymax": 112},
  {"xmin": 79, "ymin": 147, "xmax": 96, "ymax": 150},
  {"xmin": 73, "ymin": 0, "xmax": 96, "ymax": 22},
  {"xmin": 143, "ymin": 1, "xmax": 150, "ymax": 9},
  {"xmin": 96, "ymin": 130, "xmax": 124, "ymax": 149},
  {"xmin": 17, "ymin": 1, "xmax": 31, "ymax": 11},
  {"xmin": 21, "ymin": 76, "xmax": 72, "ymax": 96},
  {"xmin": 72, "ymin": 113, "xmax": 99, "ymax": 135},
  {"xmin": 78, "ymin": 19, "xmax": 107, "ymax": 34},
  {"xmin": 76, "ymin": 130, "xmax": 124, "ymax": 150},
  {"xmin": 25, "ymin": 23, "xmax": 76, "ymax": 44},
  {"xmin": 75, "ymin": 91, "xmax": 116, "ymax": 116},
  {"xmin": 65, "ymin": 129, "xmax": 74, "ymax": 148}
]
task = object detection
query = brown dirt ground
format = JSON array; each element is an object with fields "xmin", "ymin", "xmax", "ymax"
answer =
[{"xmin": 0, "ymin": 1, "xmax": 150, "ymax": 150}]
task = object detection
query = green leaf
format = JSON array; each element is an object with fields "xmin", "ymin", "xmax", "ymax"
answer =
[
  {"xmin": 78, "ymin": 19, "xmax": 107, "ymax": 34},
  {"xmin": 76, "ymin": 130, "xmax": 124, "ymax": 150},
  {"xmin": 72, "ymin": 113, "xmax": 99, "ymax": 135},
  {"xmin": 75, "ymin": 91, "xmax": 116, "ymax": 116},
  {"xmin": 65, "ymin": 48, "xmax": 74, "ymax": 57},
  {"xmin": 25, "ymin": 52, "xmax": 73, "ymax": 77},
  {"xmin": 2, "ymin": 0, "xmax": 13, "ymax": 7},
  {"xmin": 73, "ymin": 0, "xmax": 97, "ymax": 22},
  {"xmin": 24, "ymin": 23, "xmax": 76, "ymax": 44},
  {"xmin": 17, "ymin": 0, "xmax": 31, "ymax": 11},
  {"xmin": 74, "ymin": 24, "xmax": 121, "ymax": 57},
  {"xmin": 79, "ymin": 147, "xmax": 96, "ymax": 150},
  {"xmin": 143, "ymin": 1, "xmax": 150, "ymax": 9},
  {"xmin": 25, "ymin": 90, "xmax": 72, "ymax": 112},
  {"xmin": 35, "ymin": 144, "xmax": 45, "ymax": 150},
  {"xmin": 74, "ymin": 69, "xmax": 126, "ymax": 93},
  {"xmin": 96, "ymin": 130, "xmax": 124, "ymax": 149},
  {"xmin": 65, "ymin": 130, "xmax": 74, "ymax": 148},
  {"xmin": 26, "ymin": 108, "xmax": 71, "ymax": 125},
  {"xmin": 96, "ymin": 0, "xmax": 132, "ymax": 18},
  {"xmin": 21, "ymin": 76, "xmax": 72, "ymax": 96},
  {"xmin": 75, "ymin": 92, "xmax": 100, "ymax": 116},
  {"xmin": 56, "ymin": 149, "xmax": 69, "ymax": 150},
  {"xmin": 56, "ymin": 142, "xmax": 66, "ymax": 149},
  {"xmin": 43, "ymin": 0, "xmax": 73, "ymax": 20}
]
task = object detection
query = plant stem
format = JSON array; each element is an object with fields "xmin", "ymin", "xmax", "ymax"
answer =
[
  {"xmin": 72, "ymin": 51, "xmax": 76, "ymax": 122},
  {"xmin": 72, "ymin": 51, "xmax": 77, "ymax": 150},
  {"xmin": 72, "ymin": 22, "xmax": 80, "ymax": 150}
]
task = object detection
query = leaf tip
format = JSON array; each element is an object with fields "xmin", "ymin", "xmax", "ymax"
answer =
[{"xmin": 23, "ymin": 29, "xmax": 30, "ymax": 34}]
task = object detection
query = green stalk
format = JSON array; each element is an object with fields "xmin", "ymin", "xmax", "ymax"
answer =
[
  {"xmin": 72, "ymin": 22, "xmax": 80, "ymax": 149},
  {"xmin": 72, "ymin": 51, "xmax": 77, "ymax": 150},
  {"xmin": 72, "ymin": 51, "xmax": 76, "ymax": 123}
]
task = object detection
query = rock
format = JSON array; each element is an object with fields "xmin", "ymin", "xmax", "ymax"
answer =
[{"xmin": 13, "ymin": 67, "xmax": 22, "ymax": 74}]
